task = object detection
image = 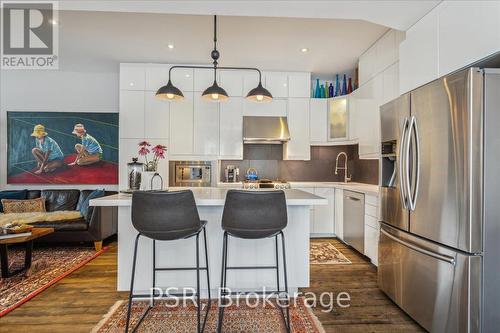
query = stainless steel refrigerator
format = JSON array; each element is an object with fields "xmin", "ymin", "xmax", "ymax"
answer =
[{"xmin": 378, "ymin": 68, "xmax": 500, "ymax": 333}]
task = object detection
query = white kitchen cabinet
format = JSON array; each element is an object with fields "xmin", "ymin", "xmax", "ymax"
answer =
[
  {"xmin": 243, "ymin": 71, "xmax": 261, "ymax": 95},
  {"xmin": 374, "ymin": 30, "xmax": 398, "ymax": 75},
  {"xmin": 288, "ymin": 73, "xmax": 311, "ymax": 98},
  {"xmin": 120, "ymin": 65, "xmax": 145, "ymax": 91},
  {"xmin": 284, "ymin": 98, "xmax": 310, "ymax": 160},
  {"xmin": 399, "ymin": 9, "xmax": 439, "ymax": 94},
  {"xmin": 313, "ymin": 188, "xmax": 335, "ymax": 234},
  {"xmin": 169, "ymin": 92, "xmax": 194, "ymax": 156},
  {"xmin": 300, "ymin": 187, "xmax": 316, "ymax": 232},
  {"xmin": 194, "ymin": 68, "xmax": 216, "ymax": 92},
  {"xmin": 309, "ymin": 99, "xmax": 328, "ymax": 143},
  {"xmin": 328, "ymin": 96, "xmax": 349, "ymax": 142},
  {"xmin": 193, "ymin": 98, "xmax": 219, "ymax": 157},
  {"xmin": 219, "ymin": 71, "xmax": 244, "ymax": 96},
  {"xmin": 146, "ymin": 65, "xmax": 170, "ymax": 91},
  {"xmin": 382, "ymin": 62, "xmax": 400, "ymax": 105},
  {"xmin": 170, "ymin": 68, "xmax": 194, "ymax": 92},
  {"xmin": 119, "ymin": 90, "xmax": 145, "ymax": 139},
  {"xmin": 219, "ymin": 97, "xmax": 243, "ymax": 159},
  {"xmin": 359, "ymin": 46, "xmax": 375, "ymax": 85},
  {"xmin": 356, "ymin": 75, "xmax": 382, "ymax": 158},
  {"xmin": 264, "ymin": 72, "xmax": 288, "ymax": 98},
  {"xmin": 243, "ymin": 99, "xmax": 287, "ymax": 117},
  {"xmin": 347, "ymin": 89, "xmax": 360, "ymax": 141},
  {"xmin": 334, "ymin": 188, "xmax": 344, "ymax": 240},
  {"xmin": 144, "ymin": 91, "xmax": 169, "ymax": 139},
  {"xmin": 364, "ymin": 224, "xmax": 379, "ymax": 266},
  {"xmin": 438, "ymin": 1, "xmax": 500, "ymax": 77}
]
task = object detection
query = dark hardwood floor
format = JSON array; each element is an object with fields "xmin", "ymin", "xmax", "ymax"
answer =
[{"xmin": 0, "ymin": 238, "xmax": 424, "ymax": 333}]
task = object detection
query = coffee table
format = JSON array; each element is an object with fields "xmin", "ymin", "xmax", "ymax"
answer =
[{"xmin": 0, "ymin": 227, "xmax": 54, "ymax": 278}]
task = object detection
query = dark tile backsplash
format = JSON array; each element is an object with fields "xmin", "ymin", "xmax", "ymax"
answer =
[{"xmin": 220, "ymin": 145, "xmax": 379, "ymax": 184}]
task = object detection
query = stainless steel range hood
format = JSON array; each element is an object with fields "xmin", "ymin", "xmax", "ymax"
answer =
[{"xmin": 243, "ymin": 116, "xmax": 290, "ymax": 144}]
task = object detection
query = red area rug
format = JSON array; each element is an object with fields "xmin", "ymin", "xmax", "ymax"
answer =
[
  {"xmin": 93, "ymin": 298, "xmax": 325, "ymax": 333},
  {"xmin": 7, "ymin": 154, "xmax": 118, "ymax": 184},
  {"xmin": 310, "ymin": 242, "xmax": 351, "ymax": 264},
  {"xmin": 0, "ymin": 245, "xmax": 109, "ymax": 317}
]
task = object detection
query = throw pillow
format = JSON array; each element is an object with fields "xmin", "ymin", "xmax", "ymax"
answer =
[
  {"xmin": 80, "ymin": 189, "xmax": 106, "ymax": 218},
  {"xmin": 0, "ymin": 190, "xmax": 27, "ymax": 212},
  {"xmin": 1, "ymin": 197, "xmax": 46, "ymax": 214}
]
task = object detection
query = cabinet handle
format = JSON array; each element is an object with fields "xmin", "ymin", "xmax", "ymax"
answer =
[{"xmin": 345, "ymin": 196, "xmax": 360, "ymax": 201}]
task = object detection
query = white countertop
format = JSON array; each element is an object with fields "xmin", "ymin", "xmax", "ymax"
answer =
[
  {"xmin": 288, "ymin": 182, "xmax": 379, "ymax": 195},
  {"xmin": 217, "ymin": 181, "xmax": 379, "ymax": 196},
  {"xmin": 90, "ymin": 187, "xmax": 328, "ymax": 207}
]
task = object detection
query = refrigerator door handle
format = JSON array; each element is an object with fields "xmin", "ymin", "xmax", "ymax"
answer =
[
  {"xmin": 404, "ymin": 116, "xmax": 413, "ymax": 210},
  {"xmin": 409, "ymin": 116, "xmax": 420, "ymax": 211},
  {"xmin": 380, "ymin": 228, "xmax": 456, "ymax": 265},
  {"xmin": 399, "ymin": 117, "xmax": 410, "ymax": 209}
]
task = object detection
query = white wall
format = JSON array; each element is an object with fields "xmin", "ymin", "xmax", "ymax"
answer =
[{"xmin": 0, "ymin": 69, "xmax": 120, "ymax": 190}]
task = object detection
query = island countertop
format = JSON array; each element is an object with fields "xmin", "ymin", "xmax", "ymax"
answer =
[{"xmin": 90, "ymin": 187, "xmax": 328, "ymax": 207}]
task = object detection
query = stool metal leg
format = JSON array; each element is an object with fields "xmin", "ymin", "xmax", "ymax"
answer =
[
  {"xmin": 275, "ymin": 235, "xmax": 280, "ymax": 293},
  {"xmin": 196, "ymin": 233, "xmax": 201, "ymax": 333},
  {"xmin": 216, "ymin": 231, "xmax": 228, "ymax": 333},
  {"xmin": 125, "ymin": 233, "xmax": 141, "ymax": 332},
  {"xmin": 202, "ymin": 227, "xmax": 211, "ymax": 332},
  {"xmin": 280, "ymin": 231, "xmax": 291, "ymax": 333},
  {"xmin": 152, "ymin": 239, "xmax": 156, "ymax": 306}
]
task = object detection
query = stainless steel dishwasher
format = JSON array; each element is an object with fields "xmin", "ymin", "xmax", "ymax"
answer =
[{"xmin": 343, "ymin": 190, "xmax": 365, "ymax": 253}]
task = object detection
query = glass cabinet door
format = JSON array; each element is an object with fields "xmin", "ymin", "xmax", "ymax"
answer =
[{"xmin": 328, "ymin": 96, "xmax": 348, "ymax": 141}]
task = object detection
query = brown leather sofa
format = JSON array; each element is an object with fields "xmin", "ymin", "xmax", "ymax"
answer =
[{"xmin": 1, "ymin": 189, "xmax": 117, "ymax": 251}]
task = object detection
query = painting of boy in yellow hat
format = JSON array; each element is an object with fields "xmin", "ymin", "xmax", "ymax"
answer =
[
  {"xmin": 31, "ymin": 124, "xmax": 65, "ymax": 174},
  {"xmin": 69, "ymin": 123, "xmax": 103, "ymax": 166}
]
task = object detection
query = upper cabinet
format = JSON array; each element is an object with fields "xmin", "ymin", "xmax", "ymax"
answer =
[
  {"xmin": 264, "ymin": 72, "xmax": 288, "ymax": 98},
  {"xmin": 243, "ymin": 99, "xmax": 287, "ymax": 117},
  {"xmin": 288, "ymin": 73, "xmax": 312, "ymax": 98},
  {"xmin": 284, "ymin": 98, "xmax": 310, "ymax": 160},
  {"xmin": 169, "ymin": 92, "xmax": 194, "ymax": 156},
  {"xmin": 399, "ymin": 10, "xmax": 439, "ymax": 94},
  {"xmin": 120, "ymin": 65, "xmax": 145, "ymax": 91},
  {"xmin": 328, "ymin": 96, "xmax": 349, "ymax": 142},
  {"xmin": 219, "ymin": 71, "xmax": 244, "ymax": 96},
  {"xmin": 438, "ymin": 1, "xmax": 500, "ymax": 77},
  {"xmin": 309, "ymin": 99, "xmax": 328, "ymax": 144},
  {"xmin": 194, "ymin": 68, "xmax": 217, "ymax": 92},
  {"xmin": 219, "ymin": 97, "xmax": 244, "ymax": 160}
]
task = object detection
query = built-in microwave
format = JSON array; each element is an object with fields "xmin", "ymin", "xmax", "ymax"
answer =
[{"xmin": 170, "ymin": 161, "xmax": 212, "ymax": 187}]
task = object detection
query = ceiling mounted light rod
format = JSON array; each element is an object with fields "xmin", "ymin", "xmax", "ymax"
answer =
[{"xmin": 156, "ymin": 15, "xmax": 272, "ymax": 103}]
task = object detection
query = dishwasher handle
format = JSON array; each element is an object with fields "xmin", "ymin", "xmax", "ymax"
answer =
[{"xmin": 345, "ymin": 196, "xmax": 361, "ymax": 202}]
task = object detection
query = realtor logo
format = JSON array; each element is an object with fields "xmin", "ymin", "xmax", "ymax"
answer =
[{"xmin": 1, "ymin": 1, "xmax": 59, "ymax": 69}]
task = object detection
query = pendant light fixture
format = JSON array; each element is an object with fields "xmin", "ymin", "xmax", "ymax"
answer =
[{"xmin": 156, "ymin": 15, "xmax": 272, "ymax": 103}]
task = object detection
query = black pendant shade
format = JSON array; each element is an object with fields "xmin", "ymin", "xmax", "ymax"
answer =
[
  {"xmin": 202, "ymin": 81, "xmax": 229, "ymax": 102},
  {"xmin": 156, "ymin": 15, "xmax": 271, "ymax": 103},
  {"xmin": 155, "ymin": 79, "xmax": 184, "ymax": 101},
  {"xmin": 246, "ymin": 82, "xmax": 273, "ymax": 102}
]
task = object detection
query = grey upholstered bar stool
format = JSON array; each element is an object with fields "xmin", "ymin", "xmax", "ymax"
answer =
[
  {"xmin": 126, "ymin": 190, "xmax": 211, "ymax": 333},
  {"xmin": 216, "ymin": 190, "xmax": 290, "ymax": 333}
]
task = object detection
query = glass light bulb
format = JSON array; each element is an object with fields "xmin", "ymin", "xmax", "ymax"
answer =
[
  {"xmin": 256, "ymin": 95, "xmax": 264, "ymax": 101},
  {"xmin": 166, "ymin": 93, "xmax": 174, "ymax": 99},
  {"xmin": 211, "ymin": 93, "xmax": 219, "ymax": 100}
]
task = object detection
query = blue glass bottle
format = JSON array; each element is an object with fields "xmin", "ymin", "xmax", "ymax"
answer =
[
  {"xmin": 320, "ymin": 84, "xmax": 325, "ymax": 98},
  {"xmin": 314, "ymin": 79, "xmax": 321, "ymax": 98},
  {"xmin": 328, "ymin": 83, "xmax": 334, "ymax": 98},
  {"xmin": 335, "ymin": 74, "xmax": 340, "ymax": 97},
  {"xmin": 342, "ymin": 74, "xmax": 347, "ymax": 95}
]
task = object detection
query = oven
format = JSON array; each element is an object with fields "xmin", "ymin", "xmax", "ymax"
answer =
[{"xmin": 170, "ymin": 161, "xmax": 212, "ymax": 187}]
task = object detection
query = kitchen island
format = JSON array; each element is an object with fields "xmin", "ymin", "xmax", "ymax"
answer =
[{"xmin": 90, "ymin": 188, "xmax": 327, "ymax": 295}]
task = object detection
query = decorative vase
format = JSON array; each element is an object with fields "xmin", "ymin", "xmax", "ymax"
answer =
[
  {"xmin": 320, "ymin": 84, "xmax": 326, "ymax": 98},
  {"xmin": 315, "ymin": 79, "xmax": 321, "ymax": 98},
  {"xmin": 335, "ymin": 74, "xmax": 340, "ymax": 97},
  {"xmin": 325, "ymin": 81, "xmax": 329, "ymax": 97},
  {"xmin": 144, "ymin": 161, "xmax": 158, "ymax": 172},
  {"xmin": 329, "ymin": 83, "xmax": 334, "ymax": 98},
  {"xmin": 342, "ymin": 74, "xmax": 347, "ymax": 96},
  {"xmin": 347, "ymin": 77, "xmax": 353, "ymax": 94}
]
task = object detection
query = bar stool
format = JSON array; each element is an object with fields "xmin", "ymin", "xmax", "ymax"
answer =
[
  {"xmin": 126, "ymin": 190, "xmax": 211, "ymax": 333},
  {"xmin": 216, "ymin": 190, "xmax": 290, "ymax": 333}
]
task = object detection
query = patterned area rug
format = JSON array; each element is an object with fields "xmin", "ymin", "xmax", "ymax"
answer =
[
  {"xmin": 310, "ymin": 242, "xmax": 351, "ymax": 264},
  {"xmin": 93, "ymin": 298, "xmax": 325, "ymax": 333},
  {"xmin": 0, "ymin": 246, "xmax": 108, "ymax": 317}
]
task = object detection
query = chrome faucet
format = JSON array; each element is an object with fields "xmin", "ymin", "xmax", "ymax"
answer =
[{"xmin": 335, "ymin": 152, "xmax": 351, "ymax": 183}]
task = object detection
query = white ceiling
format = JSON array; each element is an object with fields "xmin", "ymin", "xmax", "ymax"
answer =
[
  {"xmin": 57, "ymin": 11, "xmax": 388, "ymax": 75},
  {"xmin": 61, "ymin": 0, "xmax": 441, "ymax": 31}
]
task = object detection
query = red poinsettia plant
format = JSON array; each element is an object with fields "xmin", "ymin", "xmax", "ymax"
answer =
[{"xmin": 138, "ymin": 141, "xmax": 167, "ymax": 171}]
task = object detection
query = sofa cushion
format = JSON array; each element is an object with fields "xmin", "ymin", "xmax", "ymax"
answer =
[
  {"xmin": 0, "ymin": 190, "xmax": 27, "ymax": 212},
  {"xmin": 31, "ymin": 218, "xmax": 88, "ymax": 231},
  {"xmin": 79, "ymin": 189, "xmax": 105, "ymax": 218},
  {"xmin": 41, "ymin": 190, "xmax": 80, "ymax": 212},
  {"xmin": 26, "ymin": 190, "xmax": 41, "ymax": 199},
  {"xmin": 1, "ymin": 198, "xmax": 46, "ymax": 214}
]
